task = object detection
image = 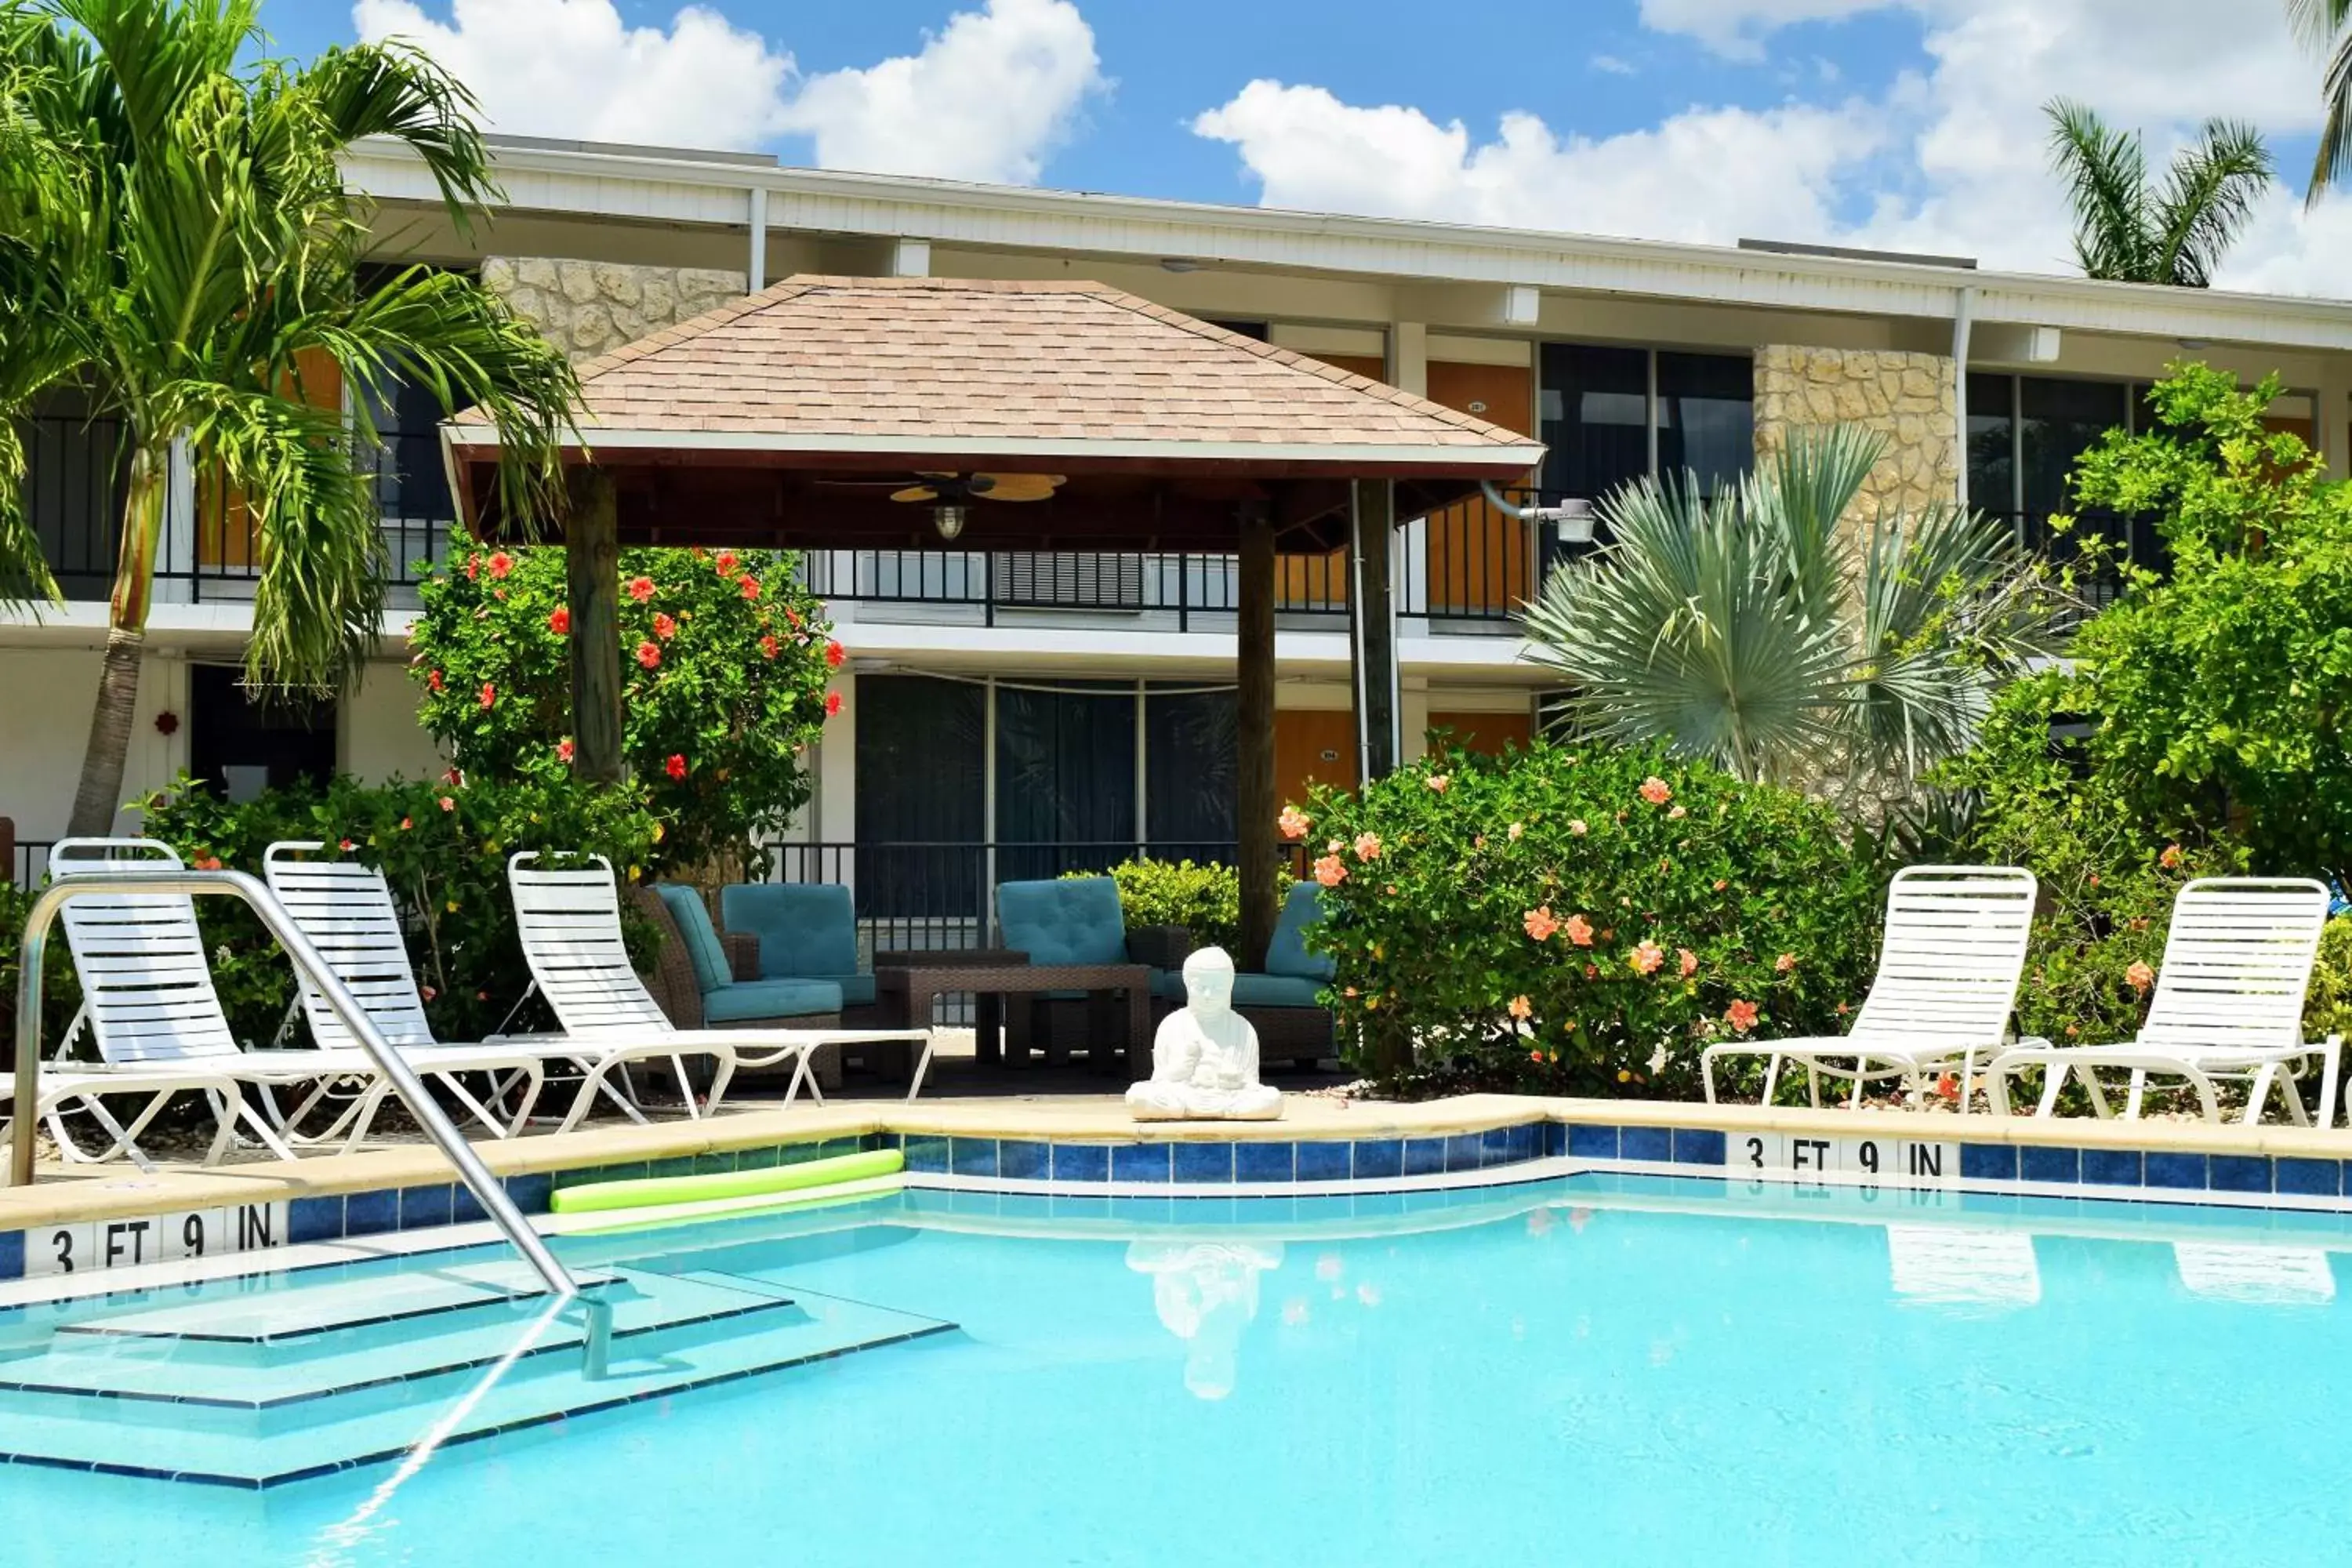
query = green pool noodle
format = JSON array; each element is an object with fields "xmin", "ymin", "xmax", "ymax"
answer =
[{"xmin": 550, "ymin": 1148, "xmax": 903, "ymax": 1214}]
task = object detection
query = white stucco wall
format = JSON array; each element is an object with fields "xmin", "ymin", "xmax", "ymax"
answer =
[
  {"xmin": 0, "ymin": 648, "xmax": 191, "ymax": 844},
  {"xmin": 338, "ymin": 661, "xmax": 445, "ymax": 784}
]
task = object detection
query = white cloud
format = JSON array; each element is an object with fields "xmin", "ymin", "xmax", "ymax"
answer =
[
  {"xmin": 776, "ymin": 0, "xmax": 1105, "ymax": 183},
  {"xmin": 354, "ymin": 0, "xmax": 795, "ymax": 149},
  {"xmin": 354, "ymin": 0, "xmax": 1105, "ymax": 184},
  {"xmin": 1193, "ymin": 0, "xmax": 2352, "ymax": 295},
  {"xmin": 1192, "ymin": 81, "xmax": 1882, "ymax": 245},
  {"xmin": 1590, "ymin": 54, "xmax": 1637, "ymax": 76}
]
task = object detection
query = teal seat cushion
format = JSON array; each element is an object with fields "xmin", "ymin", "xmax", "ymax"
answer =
[
  {"xmin": 1232, "ymin": 972, "xmax": 1325, "ymax": 1010},
  {"xmin": 1151, "ymin": 969, "xmax": 1188, "ymax": 1002},
  {"xmin": 720, "ymin": 883, "xmax": 860, "ymax": 981},
  {"xmin": 654, "ymin": 884, "xmax": 732, "ymax": 997},
  {"xmin": 1265, "ymin": 881, "xmax": 1336, "ymax": 982},
  {"xmin": 996, "ymin": 877, "xmax": 1128, "ymax": 967},
  {"xmin": 702, "ymin": 977, "xmax": 844, "ymax": 1023},
  {"xmin": 832, "ymin": 973, "xmax": 877, "ymax": 1008}
]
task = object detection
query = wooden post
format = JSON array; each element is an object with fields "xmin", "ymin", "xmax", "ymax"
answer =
[
  {"xmin": 1350, "ymin": 478, "xmax": 1400, "ymax": 780},
  {"xmin": 565, "ymin": 469, "xmax": 625, "ymax": 784},
  {"xmin": 1236, "ymin": 499, "xmax": 1279, "ymax": 972}
]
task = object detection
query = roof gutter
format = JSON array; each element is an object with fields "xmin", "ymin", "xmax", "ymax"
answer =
[{"xmin": 1952, "ymin": 285, "xmax": 1976, "ymax": 510}]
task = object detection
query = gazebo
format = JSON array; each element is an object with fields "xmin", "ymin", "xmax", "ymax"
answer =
[{"xmin": 445, "ymin": 276, "xmax": 1545, "ymax": 965}]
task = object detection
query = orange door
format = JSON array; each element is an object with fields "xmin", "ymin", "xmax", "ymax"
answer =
[
  {"xmin": 1422, "ymin": 362, "xmax": 1537, "ymax": 615},
  {"xmin": 1278, "ymin": 354, "xmax": 1389, "ymax": 609},
  {"xmin": 1425, "ymin": 709, "xmax": 1532, "ymax": 757},
  {"xmin": 1275, "ymin": 710, "xmax": 1359, "ymax": 818},
  {"xmin": 198, "ymin": 348, "xmax": 344, "ymax": 569}
]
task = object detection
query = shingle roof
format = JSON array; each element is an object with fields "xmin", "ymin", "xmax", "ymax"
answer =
[{"xmin": 456, "ymin": 275, "xmax": 1542, "ymax": 472}]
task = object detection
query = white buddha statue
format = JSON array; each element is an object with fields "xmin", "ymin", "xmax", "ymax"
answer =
[{"xmin": 1126, "ymin": 946, "xmax": 1284, "ymax": 1121}]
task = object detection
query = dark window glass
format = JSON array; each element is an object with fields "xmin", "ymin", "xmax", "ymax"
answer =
[
  {"xmin": 365, "ymin": 374, "xmax": 456, "ymax": 523},
  {"xmin": 994, "ymin": 682, "xmax": 1135, "ymax": 880},
  {"xmin": 1207, "ymin": 320, "xmax": 1269, "ymax": 341},
  {"xmin": 1537, "ymin": 343, "xmax": 1649, "ymax": 501},
  {"xmin": 20, "ymin": 385, "xmax": 128, "ymax": 603},
  {"xmin": 1965, "ymin": 373, "xmax": 2016, "ymax": 524},
  {"xmin": 855, "ymin": 675, "xmax": 985, "ymax": 924},
  {"xmin": 1655, "ymin": 352, "xmax": 1753, "ymax": 495},
  {"xmin": 1145, "ymin": 687, "xmax": 1236, "ymax": 855},
  {"xmin": 189, "ymin": 666, "xmax": 335, "ymax": 804},
  {"xmin": 2019, "ymin": 376, "xmax": 2129, "ymax": 515}
]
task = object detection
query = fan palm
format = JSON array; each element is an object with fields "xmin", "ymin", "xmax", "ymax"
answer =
[
  {"xmin": 1518, "ymin": 425, "xmax": 2063, "ymax": 790},
  {"xmin": 0, "ymin": 0, "xmax": 580, "ymax": 837},
  {"xmin": 2290, "ymin": 0, "xmax": 2352, "ymax": 199},
  {"xmin": 2043, "ymin": 100, "xmax": 2273, "ymax": 285}
]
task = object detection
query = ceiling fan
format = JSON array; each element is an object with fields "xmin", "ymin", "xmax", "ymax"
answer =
[{"xmin": 818, "ymin": 471, "xmax": 1066, "ymax": 539}]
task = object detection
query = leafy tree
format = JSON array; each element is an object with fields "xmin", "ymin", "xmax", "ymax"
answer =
[
  {"xmin": 2043, "ymin": 99, "xmax": 2273, "ymax": 285},
  {"xmin": 1518, "ymin": 423, "xmax": 2060, "ymax": 793},
  {"xmin": 2290, "ymin": 0, "xmax": 2352, "ymax": 198},
  {"xmin": 2053, "ymin": 362, "xmax": 2352, "ymax": 880},
  {"xmin": 409, "ymin": 540, "xmax": 843, "ymax": 876},
  {"xmin": 0, "ymin": 0, "xmax": 579, "ymax": 837}
]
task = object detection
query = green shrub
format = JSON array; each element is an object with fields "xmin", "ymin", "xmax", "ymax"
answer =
[
  {"xmin": 131, "ymin": 771, "xmax": 662, "ymax": 1047},
  {"xmin": 410, "ymin": 539, "xmax": 839, "ymax": 875},
  {"xmin": 1295, "ymin": 740, "xmax": 1893, "ymax": 1096},
  {"xmin": 1073, "ymin": 859, "xmax": 1241, "ymax": 953}
]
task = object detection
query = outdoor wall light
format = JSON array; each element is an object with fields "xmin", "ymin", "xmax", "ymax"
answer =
[{"xmin": 932, "ymin": 503, "xmax": 969, "ymax": 541}]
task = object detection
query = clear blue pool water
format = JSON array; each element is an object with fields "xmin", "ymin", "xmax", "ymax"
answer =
[{"xmin": 9, "ymin": 1174, "xmax": 2352, "ymax": 1565}]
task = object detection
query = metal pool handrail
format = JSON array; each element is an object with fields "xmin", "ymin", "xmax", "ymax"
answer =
[{"xmin": 9, "ymin": 867, "xmax": 576, "ymax": 1298}]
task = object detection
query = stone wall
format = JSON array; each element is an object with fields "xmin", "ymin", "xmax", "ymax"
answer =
[
  {"xmin": 480, "ymin": 257, "xmax": 746, "ymax": 363},
  {"xmin": 1752, "ymin": 345, "xmax": 1959, "ymax": 527}
]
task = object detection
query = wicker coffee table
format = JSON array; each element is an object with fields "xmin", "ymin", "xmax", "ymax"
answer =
[{"xmin": 874, "ymin": 951, "xmax": 1152, "ymax": 1076}]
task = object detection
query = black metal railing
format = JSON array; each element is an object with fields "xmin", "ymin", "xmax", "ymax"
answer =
[
  {"xmin": 9, "ymin": 838, "xmax": 53, "ymax": 889},
  {"xmin": 1998, "ymin": 508, "xmax": 2164, "ymax": 621}
]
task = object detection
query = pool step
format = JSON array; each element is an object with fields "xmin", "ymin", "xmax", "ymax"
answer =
[{"xmin": 0, "ymin": 1269, "xmax": 954, "ymax": 1486}]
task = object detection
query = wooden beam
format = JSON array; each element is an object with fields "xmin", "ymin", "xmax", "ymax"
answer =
[
  {"xmin": 565, "ymin": 469, "xmax": 625, "ymax": 784},
  {"xmin": 1236, "ymin": 499, "xmax": 1279, "ymax": 973},
  {"xmin": 1351, "ymin": 478, "xmax": 1400, "ymax": 780}
]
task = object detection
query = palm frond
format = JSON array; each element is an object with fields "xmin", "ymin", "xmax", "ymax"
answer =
[
  {"xmin": 2152, "ymin": 119, "xmax": 2274, "ymax": 287},
  {"xmin": 298, "ymin": 38, "xmax": 498, "ymax": 227},
  {"xmin": 2045, "ymin": 99, "xmax": 2152, "ymax": 281},
  {"xmin": 1750, "ymin": 423, "xmax": 1881, "ymax": 628},
  {"xmin": 2314, "ymin": 29, "xmax": 2352, "ymax": 201}
]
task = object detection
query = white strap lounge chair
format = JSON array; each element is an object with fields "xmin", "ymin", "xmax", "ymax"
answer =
[
  {"xmin": 1701, "ymin": 866, "xmax": 2039, "ymax": 1111},
  {"xmin": 11, "ymin": 839, "xmax": 344, "ymax": 1168},
  {"xmin": 506, "ymin": 852, "xmax": 932, "ymax": 1109},
  {"xmin": 260, "ymin": 842, "xmax": 576, "ymax": 1141},
  {"xmin": 1987, "ymin": 878, "xmax": 2339, "ymax": 1127}
]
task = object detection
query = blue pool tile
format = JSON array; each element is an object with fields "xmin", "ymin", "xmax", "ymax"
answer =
[
  {"xmin": 647, "ymin": 1156, "xmax": 696, "ymax": 1181},
  {"xmin": 1353, "ymin": 1139, "xmax": 1403, "ymax": 1180},
  {"xmin": 1542, "ymin": 1122, "xmax": 1567, "ymax": 1158},
  {"xmin": 862, "ymin": 1131, "xmax": 903, "ymax": 1152},
  {"xmin": 1174, "ymin": 1142, "xmax": 1235, "ymax": 1184},
  {"xmin": 1444, "ymin": 1134, "xmax": 1486, "ymax": 1173},
  {"xmin": 904, "ymin": 1135, "xmax": 949, "ymax": 1174},
  {"xmin": 1112, "ymin": 1143, "xmax": 1172, "ymax": 1184},
  {"xmin": 1566, "ymin": 1123, "xmax": 1619, "ymax": 1160},
  {"xmin": 1235, "ymin": 1141, "xmax": 1295, "ymax": 1182},
  {"xmin": 343, "ymin": 1188, "xmax": 399, "ymax": 1237},
  {"xmin": 949, "ymin": 1138, "xmax": 1000, "ymax": 1178},
  {"xmin": 2020, "ymin": 1145, "xmax": 2079, "ymax": 1185},
  {"xmin": 996, "ymin": 1140, "xmax": 1048, "ymax": 1181},
  {"xmin": 1297, "ymin": 1141, "xmax": 1353, "ymax": 1181},
  {"xmin": 0, "ymin": 1230, "xmax": 20, "ymax": 1282},
  {"xmin": 2209, "ymin": 1155, "xmax": 2270, "ymax": 1194},
  {"xmin": 289, "ymin": 1196, "xmax": 343, "ymax": 1246},
  {"xmin": 2144, "ymin": 1152, "xmax": 2209, "ymax": 1190},
  {"xmin": 777, "ymin": 1142, "xmax": 819, "ymax": 1166},
  {"xmin": 2080, "ymin": 1149, "xmax": 2143, "ymax": 1188},
  {"xmin": 1619, "ymin": 1126, "xmax": 1671, "ymax": 1163},
  {"xmin": 2275, "ymin": 1157, "xmax": 2342, "ymax": 1198},
  {"xmin": 1403, "ymin": 1138, "xmax": 1446, "ymax": 1177},
  {"xmin": 1960, "ymin": 1143, "xmax": 2017, "ymax": 1182},
  {"xmin": 452, "ymin": 1185, "xmax": 488, "ymax": 1225},
  {"xmin": 1671, "ymin": 1128, "xmax": 1727, "ymax": 1166},
  {"xmin": 1504, "ymin": 1123, "xmax": 1542, "ymax": 1163},
  {"xmin": 820, "ymin": 1136, "xmax": 860, "ymax": 1160},
  {"xmin": 1479, "ymin": 1127, "xmax": 1511, "ymax": 1164},
  {"xmin": 503, "ymin": 1173, "xmax": 554, "ymax": 1214},
  {"xmin": 399, "ymin": 1185, "xmax": 454, "ymax": 1231},
  {"xmin": 691, "ymin": 1152, "xmax": 736, "ymax": 1176},
  {"xmin": 1051, "ymin": 1143, "xmax": 1110, "ymax": 1183},
  {"xmin": 738, "ymin": 1145, "xmax": 780, "ymax": 1171}
]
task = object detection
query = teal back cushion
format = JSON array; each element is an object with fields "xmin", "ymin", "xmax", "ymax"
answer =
[
  {"xmin": 719, "ymin": 883, "xmax": 860, "ymax": 980},
  {"xmin": 654, "ymin": 884, "xmax": 731, "ymax": 996},
  {"xmin": 996, "ymin": 877, "xmax": 1127, "ymax": 967},
  {"xmin": 1265, "ymin": 881, "xmax": 1334, "ymax": 981}
]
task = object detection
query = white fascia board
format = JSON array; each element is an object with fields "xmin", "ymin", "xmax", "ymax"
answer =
[
  {"xmin": 444, "ymin": 423, "xmax": 1550, "ymax": 471},
  {"xmin": 347, "ymin": 140, "xmax": 2352, "ymax": 353}
]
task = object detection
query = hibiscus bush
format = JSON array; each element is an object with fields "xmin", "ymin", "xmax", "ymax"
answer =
[
  {"xmin": 1293, "ymin": 741, "xmax": 1892, "ymax": 1096},
  {"xmin": 131, "ymin": 771, "xmax": 662, "ymax": 1047},
  {"xmin": 409, "ymin": 539, "xmax": 842, "ymax": 874}
]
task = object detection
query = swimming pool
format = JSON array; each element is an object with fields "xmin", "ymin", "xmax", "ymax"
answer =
[{"xmin": 7, "ymin": 1174, "xmax": 2352, "ymax": 1565}]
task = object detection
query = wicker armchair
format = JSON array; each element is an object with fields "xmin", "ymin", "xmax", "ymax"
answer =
[{"xmin": 631, "ymin": 885, "xmax": 846, "ymax": 1091}]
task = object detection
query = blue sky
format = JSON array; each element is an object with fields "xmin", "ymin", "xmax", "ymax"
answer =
[{"xmin": 252, "ymin": 0, "xmax": 2347, "ymax": 294}]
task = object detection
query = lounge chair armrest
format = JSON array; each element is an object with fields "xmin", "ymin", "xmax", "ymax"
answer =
[
  {"xmin": 724, "ymin": 931, "xmax": 763, "ymax": 982},
  {"xmin": 1126, "ymin": 924, "xmax": 1193, "ymax": 970}
]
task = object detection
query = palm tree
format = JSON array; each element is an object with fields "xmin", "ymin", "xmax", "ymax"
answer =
[
  {"xmin": 2290, "ymin": 0, "xmax": 2352, "ymax": 199},
  {"xmin": 0, "ymin": 0, "xmax": 580, "ymax": 837},
  {"xmin": 2043, "ymin": 100, "xmax": 2274, "ymax": 285},
  {"xmin": 1517, "ymin": 426, "xmax": 2062, "ymax": 791}
]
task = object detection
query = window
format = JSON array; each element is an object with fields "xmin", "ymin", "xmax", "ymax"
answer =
[
  {"xmin": 1967, "ymin": 373, "xmax": 2163, "ymax": 605},
  {"xmin": 994, "ymin": 682, "xmax": 1135, "ymax": 880},
  {"xmin": 1538, "ymin": 343, "xmax": 1755, "ymax": 503},
  {"xmin": 188, "ymin": 666, "xmax": 335, "ymax": 804},
  {"xmin": 20, "ymin": 385, "xmax": 128, "ymax": 603},
  {"xmin": 1145, "ymin": 686, "xmax": 1236, "ymax": 852},
  {"xmin": 853, "ymin": 674, "xmax": 985, "ymax": 924},
  {"xmin": 1657, "ymin": 352, "xmax": 1755, "ymax": 495}
]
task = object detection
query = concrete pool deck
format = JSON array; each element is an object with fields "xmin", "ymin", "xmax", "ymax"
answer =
[{"xmin": 7, "ymin": 1090, "xmax": 2352, "ymax": 1233}]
